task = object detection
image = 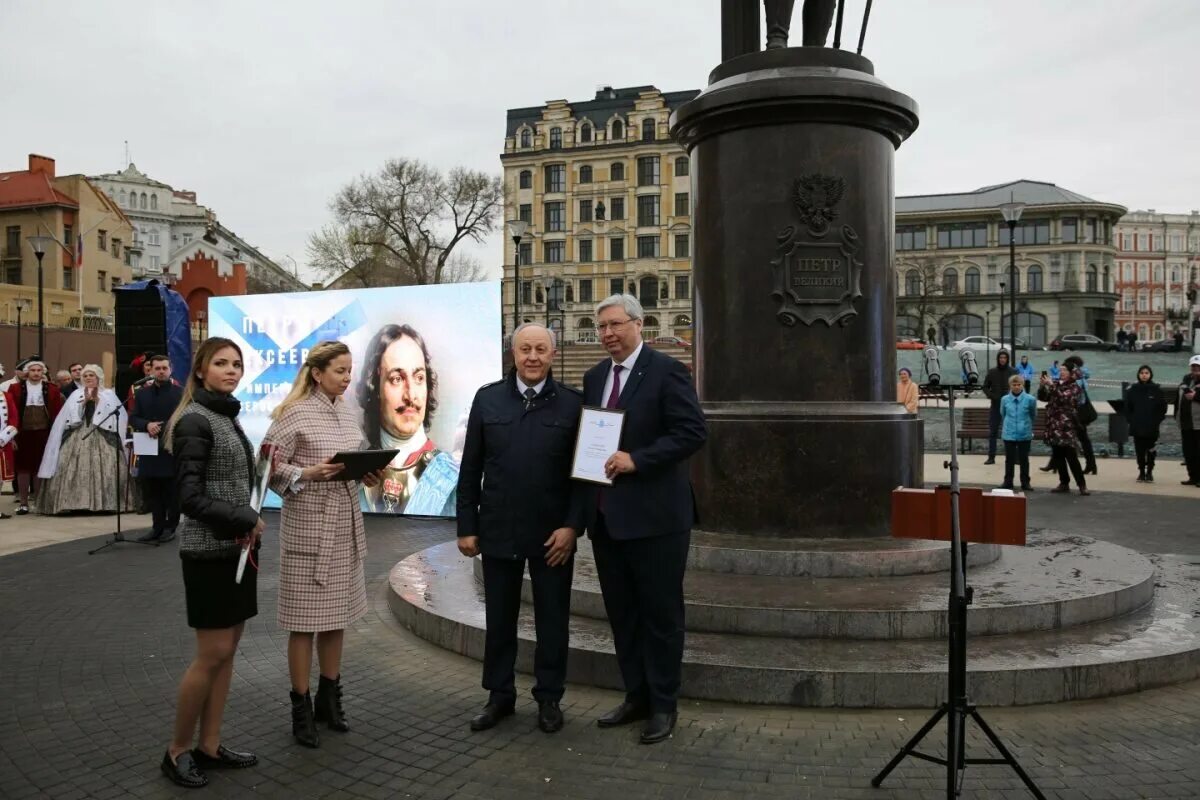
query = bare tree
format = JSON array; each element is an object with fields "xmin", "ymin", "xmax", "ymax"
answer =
[
  {"xmin": 897, "ymin": 260, "xmax": 950, "ymax": 342},
  {"xmin": 307, "ymin": 159, "xmax": 502, "ymax": 287}
]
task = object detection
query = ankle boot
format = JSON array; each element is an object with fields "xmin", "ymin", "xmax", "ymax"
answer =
[
  {"xmin": 290, "ymin": 690, "xmax": 320, "ymax": 748},
  {"xmin": 1147, "ymin": 451, "xmax": 1156, "ymax": 482},
  {"xmin": 314, "ymin": 674, "xmax": 350, "ymax": 732},
  {"xmin": 1136, "ymin": 467, "xmax": 1146, "ymax": 482}
]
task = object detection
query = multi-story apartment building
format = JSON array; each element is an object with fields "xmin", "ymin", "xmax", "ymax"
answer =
[
  {"xmin": 91, "ymin": 163, "xmax": 305, "ymax": 293},
  {"xmin": 0, "ymin": 154, "xmax": 134, "ymax": 330},
  {"xmin": 1113, "ymin": 210, "xmax": 1200, "ymax": 343},
  {"xmin": 894, "ymin": 180, "xmax": 1125, "ymax": 347},
  {"xmin": 501, "ymin": 85, "xmax": 700, "ymax": 342}
]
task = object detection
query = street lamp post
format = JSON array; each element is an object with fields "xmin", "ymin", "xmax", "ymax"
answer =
[
  {"xmin": 507, "ymin": 219, "xmax": 529, "ymax": 338},
  {"xmin": 28, "ymin": 235, "xmax": 54, "ymax": 358},
  {"xmin": 998, "ymin": 281, "xmax": 1006, "ymax": 361},
  {"xmin": 999, "ymin": 200, "xmax": 1026, "ymax": 361}
]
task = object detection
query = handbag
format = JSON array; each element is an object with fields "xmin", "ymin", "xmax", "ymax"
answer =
[{"xmin": 1077, "ymin": 387, "xmax": 1098, "ymax": 426}]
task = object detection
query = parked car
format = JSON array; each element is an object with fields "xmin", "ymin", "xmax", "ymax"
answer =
[
  {"xmin": 1139, "ymin": 338, "xmax": 1179, "ymax": 353},
  {"xmin": 896, "ymin": 336, "xmax": 926, "ymax": 350},
  {"xmin": 651, "ymin": 335, "xmax": 692, "ymax": 348},
  {"xmin": 1046, "ymin": 334, "xmax": 1119, "ymax": 352}
]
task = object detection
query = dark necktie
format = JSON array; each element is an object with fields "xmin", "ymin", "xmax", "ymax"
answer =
[
  {"xmin": 523, "ymin": 387, "xmax": 536, "ymax": 409},
  {"xmin": 606, "ymin": 365, "xmax": 624, "ymax": 409}
]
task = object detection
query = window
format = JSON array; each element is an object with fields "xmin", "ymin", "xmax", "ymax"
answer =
[
  {"xmin": 579, "ymin": 279, "xmax": 593, "ymax": 303},
  {"xmin": 595, "ymin": 200, "xmax": 606, "ymax": 221},
  {"xmin": 579, "ymin": 239, "xmax": 593, "ymax": 262},
  {"xmin": 896, "ymin": 314, "xmax": 921, "ymax": 337},
  {"xmin": 150, "ymin": 255, "xmax": 160, "ymax": 270},
  {"xmin": 119, "ymin": 189, "xmax": 127, "ymax": 206},
  {"xmin": 675, "ymin": 192, "xmax": 689, "ymax": 217},
  {"xmin": 520, "ymin": 128, "xmax": 532, "ymax": 148},
  {"xmin": 111, "ymin": 238, "xmax": 120, "ymax": 258},
  {"xmin": 610, "ymin": 162, "xmax": 625, "ymax": 181},
  {"xmin": 942, "ymin": 268, "xmax": 958, "ymax": 295},
  {"xmin": 675, "ymin": 275, "xmax": 690, "ymax": 299},
  {"xmin": 98, "ymin": 270, "xmax": 108, "ymax": 291},
  {"xmin": 64, "ymin": 224, "xmax": 73, "ymax": 248},
  {"xmin": 519, "ymin": 170, "xmax": 532, "ymax": 189},
  {"xmin": 1061, "ymin": 217, "xmax": 1077, "ymax": 244},
  {"xmin": 578, "ymin": 199, "xmax": 593, "ymax": 223},
  {"xmin": 549, "ymin": 127, "xmax": 562, "ymax": 150},
  {"xmin": 519, "ymin": 203, "xmax": 532, "ymax": 224},
  {"xmin": 98, "ymin": 229, "xmax": 107, "ymax": 250},
  {"xmin": 140, "ymin": 193, "xmax": 147, "ymax": 209},
  {"xmin": 1086, "ymin": 218, "xmax": 1097, "ymax": 243},
  {"xmin": 675, "ymin": 233, "xmax": 690, "ymax": 258},
  {"xmin": 62, "ymin": 267, "xmax": 75, "ymax": 291},
  {"xmin": 521, "ymin": 281, "xmax": 532, "ymax": 305},
  {"xmin": 1000, "ymin": 311, "xmax": 1048, "ymax": 348},
  {"xmin": 896, "ymin": 225, "xmax": 927, "ymax": 251},
  {"xmin": 518, "ymin": 242, "xmax": 532, "ymax": 265},
  {"xmin": 544, "ymin": 201, "xmax": 566, "ymax": 232},
  {"xmin": 942, "ymin": 313, "xmax": 984, "ymax": 340},
  {"xmin": 111, "ymin": 277, "xmax": 122, "ymax": 290},
  {"xmin": 936, "ymin": 222, "xmax": 986, "ymax": 248},
  {"xmin": 610, "ymin": 237, "xmax": 625, "ymax": 261},
  {"xmin": 182, "ymin": 232, "xmax": 192, "ymax": 244},
  {"xmin": 610, "ymin": 277, "xmax": 623, "ymax": 296},
  {"xmin": 642, "ymin": 118, "xmax": 656, "ymax": 142},
  {"xmin": 544, "ymin": 241, "xmax": 565, "ymax": 263},
  {"xmin": 904, "ymin": 270, "xmax": 921, "ymax": 296},
  {"xmin": 1000, "ymin": 218, "xmax": 1050, "ymax": 246},
  {"xmin": 579, "ymin": 165, "xmax": 593, "ymax": 184},
  {"xmin": 637, "ymin": 235, "xmax": 660, "ymax": 258},
  {"xmin": 1154, "ymin": 264, "xmax": 1163, "ymax": 282},
  {"xmin": 565, "ymin": 283, "xmax": 574, "ymax": 304},
  {"xmin": 612, "ymin": 119, "xmax": 624, "ymax": 140},
  {"xmin": 150, "ymin": 194, "xmax": 157, "ymax": 210},
  {"xmin": 5, "ymin": 225, "xmax": 20, "ymax": 255},
  {"xmin": 579, "ymin": 123, "xmax": 592, "ymax": 143},
  {"xmin": 1169, "ymin": 234, "xmax": 1184, "ymax": 252},
  {"xmin": 611, "ymin": 197, "xmax": 625, "ymax": 220},
  {"xmin": 637, "ymin": 195, "xmax": 660, "ymax": 227},
  {"xmin": 637, "ymin": 156, "xmax": 660, "ymax": 187},
  {"xmin": 1137, "ymin": 291, "xmax": 1148, "ymax": 312},
  {"xmin": 544, "ymin": 164, "xmax": 565, "ymax": 193},
  {"xmin": 675, "ymin": 156, "xmax": 689, "ymax": 177},
  {"xmin": 1086, "ymin": 265, "xmax": 1098, "ymax": 292},
  {"xmin": 1027, "ymin": 265, "xmax": 1043, "ymax": 292},
  {"xmin": 964, "ymin": 266, "xmax": 980, "ymax": 295}
]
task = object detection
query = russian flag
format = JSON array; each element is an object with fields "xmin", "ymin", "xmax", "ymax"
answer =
[{"xmin": 75, "ymin": 226, "xmax": 83, "ymax": 268}]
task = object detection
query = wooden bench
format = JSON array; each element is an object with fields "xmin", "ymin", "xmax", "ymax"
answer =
[{"xmin": 957, "ymin": 408, "xmax": 1047, "ymax": 454}]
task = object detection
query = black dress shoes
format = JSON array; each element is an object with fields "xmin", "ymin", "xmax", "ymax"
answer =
[
  {"xmin": 596, "ymin": 701, "xmax": 651, "ymax": 728},
  {"xmin": 136, "ymin": 530, "xmax": 162, "ymax": 543},
  {"xmin": 469, "ymin": 702, "xmax": 515, "ymax": 732},
  {"xmin": 192, "ymin": 744, "xmax": 258, "ymax": 769},
  {"xmin": 161, "ymin": 750, "xmax": 208, "ymax": 788},
  {"xmin": 158, "ymin": 529, "xmax": 177, "ymax": 543},
  {"xmin": 640, "ymin": 711, "xmax": 678, "ymax": 744},
  {"xmin": 537, "ymin": 701, "xmax": 564, "ymax": 733}
]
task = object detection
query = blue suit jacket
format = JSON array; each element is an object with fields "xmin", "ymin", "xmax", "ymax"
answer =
[{"xmin": 580, "ymin": 346, "xmax": 707, "ymax": 540}]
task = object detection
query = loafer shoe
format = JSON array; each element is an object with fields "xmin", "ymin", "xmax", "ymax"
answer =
[
  {"xmin": 469, "ymin": 702, "xmax": 514, "ymax": 732},
  {"xmin": 537, "ymin": 700, "xmax": 564, "ymax": 733},
  {"xmin": 161, "ymin": 750, "xmax": 208, "ymax": 788},
  {"xmin": 596, "ymin": 701, "xmax": 650, "ymax": 728},
  {"xmin": 639, "ymin": 711, "xmax": 678, "ymax": 744},
  {"xmin": 192, "ymin": 744, "xmax": 258, "ymax": 769}
]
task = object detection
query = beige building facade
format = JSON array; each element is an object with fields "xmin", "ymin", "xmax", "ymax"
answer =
[
  {"xmin": 0, "ymin": 154, "xmax": 133, "ymax": 334},
  {"xmin": 501, "ymin": 85, "xmax": 700, "ymax": 342}
]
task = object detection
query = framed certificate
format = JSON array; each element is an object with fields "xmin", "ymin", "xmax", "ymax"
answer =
[{"xmin": 571, "ymin": 406, "xmax": 625, "ymax": 485}]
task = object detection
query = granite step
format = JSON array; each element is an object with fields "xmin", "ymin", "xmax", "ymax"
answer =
[
  {"xmin": 389, "ymin": 545, "xmax": 1200, "ymax": 707},
  {"xmin": 688, "ymin": 530, "xmax": 1001, "ymax": 576},
  {"xmin": 470, "ymin": 532, "xmax": 1155, "ymax": 639}
]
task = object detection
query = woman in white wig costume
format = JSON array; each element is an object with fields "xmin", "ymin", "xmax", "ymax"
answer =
[{"xmin": 37, "ymin": 363, "xmax": 134, "ymax": 514}]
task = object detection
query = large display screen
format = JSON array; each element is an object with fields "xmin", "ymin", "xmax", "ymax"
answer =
[{"xmin": 208, "ymin": 282, "xmax": 501, "ymax": 516}]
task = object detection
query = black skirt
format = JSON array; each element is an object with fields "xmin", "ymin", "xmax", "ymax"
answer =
[{"xmin": 181, "ymin": 553, "xmax": 259, "ymax": 629}]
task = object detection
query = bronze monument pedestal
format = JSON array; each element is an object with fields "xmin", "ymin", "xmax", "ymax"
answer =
[{"xmin": 670, "ymin": 47, "xmax": 922, "ymax": 537}]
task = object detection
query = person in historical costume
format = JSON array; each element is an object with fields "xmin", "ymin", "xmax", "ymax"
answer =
[
  {"xmin": 262, "ymin": 341, "xmax": 382, "ymax": 749},
  {"xmin": 356, "ymin": 323, "xmax": 458, "ymax": 516},
  {"xmin": 160, "ymin": 337, "xmax": 263, "ymax": 789},
  {"xmin": 36, "ymin": 364, "xmax": 134, "ymax": 514},
  {"xmin": 0, "ymin": 373, "xmax": 17, "ymax": 520},
  {"xmin": 6, "ymin": 358, "xmax": 64, "ymax": 515}
]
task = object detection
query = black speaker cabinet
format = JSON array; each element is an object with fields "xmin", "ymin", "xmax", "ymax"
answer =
[{"xmin": 114, "ymin": 285, "xmax": 167, "ymax": 400}]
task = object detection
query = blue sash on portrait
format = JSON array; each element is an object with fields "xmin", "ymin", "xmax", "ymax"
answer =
[{"xmin": 404, "ymin": 452, "xmax": 458, "ymax": 517}]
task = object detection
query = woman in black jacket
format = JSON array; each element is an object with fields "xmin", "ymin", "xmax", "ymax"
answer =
[
  {"xmin": 160, "ymin": 338, "xmax": 264, "ymax": 789},
  {"xmin": 1124, "ymin": 365, "xmax": 1168, "ymax": 482}
]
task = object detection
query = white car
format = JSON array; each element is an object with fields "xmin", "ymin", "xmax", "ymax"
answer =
[{"xmin": 950, "ymin": 336, "xmax": 1001, "ymax": 350}]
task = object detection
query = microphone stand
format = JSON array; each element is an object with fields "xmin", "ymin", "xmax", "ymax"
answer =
[
  {"xmin": 86, "ymin": 401, "xmax": 155, "ymax": 555},
  {"xmin": 873, "ymin": 381, "xmax": 1044, "ymax": 799}
]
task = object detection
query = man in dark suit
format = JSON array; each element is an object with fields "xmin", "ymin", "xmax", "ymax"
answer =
[
  {"xmin": 456, "ymin": 324, "xmax": 584, "ymax": 734},
  {"xmin": 131, "ymin": 355, "xmax": 184, "ymax": 542},
  {"xmin": 580, "ymin": 294, "xmax": 707, "ymax": 744}
]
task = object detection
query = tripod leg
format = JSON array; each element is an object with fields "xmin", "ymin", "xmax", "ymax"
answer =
[
  {"xmin": 871, "ymin": 705, "xmax": 947, "ymax": 787},
  {"xmin": 969, "ymin": 710, "xmax": 1046, "ymax": 800}
]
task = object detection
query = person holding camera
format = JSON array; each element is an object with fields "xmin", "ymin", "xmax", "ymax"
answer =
[{"xmin": 1039, "ymin": 366, "xmax": 1089, "ymax": 496}]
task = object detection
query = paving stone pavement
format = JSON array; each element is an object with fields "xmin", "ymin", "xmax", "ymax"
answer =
[{"xmin": 1, "ymin": 513, "xmax": 1198, "ymax": 800}]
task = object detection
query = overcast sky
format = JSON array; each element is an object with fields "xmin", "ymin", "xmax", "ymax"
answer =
[{"xmin": 3, "ymin": 0, "xmax": 1197, "ymax": 282}]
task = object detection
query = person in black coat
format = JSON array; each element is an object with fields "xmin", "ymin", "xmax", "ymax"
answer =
[
  {"xmin": 981, "ymin": 350, "xmax": 1017, "ymax": 464},
  {"xmin": 132, "ymin": 355, "xmax": 185, "ymax": 542},
  {"xmin": 578, "ymin": 294, "xmax": 706, "ymax": 745},
  {"xmin": 1123, "ymin": 365, "xmax": 1168, "ymax": 482},
  {"xmin": 456, "ymin": 324, "xmax": 584, "ymax": 735}
]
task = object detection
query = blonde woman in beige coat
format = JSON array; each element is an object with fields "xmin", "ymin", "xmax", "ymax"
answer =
[{"xmin": 263, "ymin": 341, "xmax": 382, "ymax": 749}]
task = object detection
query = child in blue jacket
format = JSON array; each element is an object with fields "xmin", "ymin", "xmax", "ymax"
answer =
[{"xmin": 999, "ymin": 373, "xmax": 1037, "ymax": 491}]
